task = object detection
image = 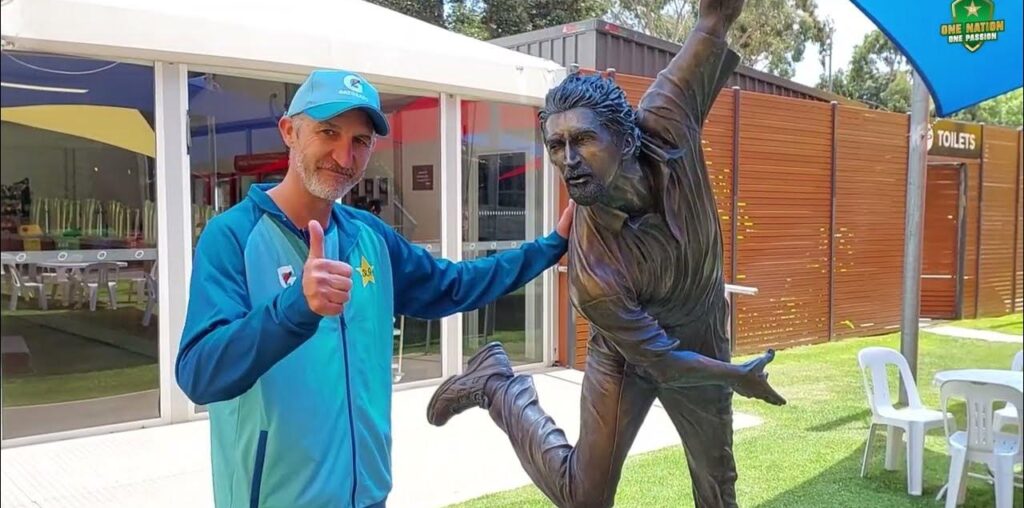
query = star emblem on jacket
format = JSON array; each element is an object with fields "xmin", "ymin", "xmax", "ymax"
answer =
[{"xmin": 359, "ymin": 256, "xmax": 375, "ymax": 287}]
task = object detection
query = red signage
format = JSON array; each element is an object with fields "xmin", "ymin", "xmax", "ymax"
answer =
[{"xmin": 234, "ymin": 152, "xmax": 288, "ymax": 174}]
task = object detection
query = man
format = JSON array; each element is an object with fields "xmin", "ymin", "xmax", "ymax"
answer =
[
  {"xmin": 176, "ymin": 69, "xmax": 574, "ymax": 507},
  {"xmin": 426, "ymin": 1, "xmax": 784, "ymax": 507}
]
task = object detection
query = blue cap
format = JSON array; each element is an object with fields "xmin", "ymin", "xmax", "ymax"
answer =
[{"xmin": 286, "ymin": 69, "xmax": 390, "ymax": 136}]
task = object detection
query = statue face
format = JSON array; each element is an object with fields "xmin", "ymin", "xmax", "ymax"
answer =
[{"xmin": 544, "ymin": 108, "xmax": 622, "ymax": 206}]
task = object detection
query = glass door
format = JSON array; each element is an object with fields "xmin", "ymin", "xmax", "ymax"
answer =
[{"xmin": 461, "ymin": 100, "xmax": 546, "ymax": 367}]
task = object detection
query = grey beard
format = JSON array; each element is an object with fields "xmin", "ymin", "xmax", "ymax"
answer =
[
  {"xmin": 567, "ymin": 180, "xmax": 609, "ymax": 206},
  {"xmin": 294, "ymin": 151, "xmax": 357, "ymax": 202}
]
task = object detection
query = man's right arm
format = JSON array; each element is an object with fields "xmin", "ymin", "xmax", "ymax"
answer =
[{"xmin": 175, "ymin": 219, "xmax": 322, "ymax": 405}]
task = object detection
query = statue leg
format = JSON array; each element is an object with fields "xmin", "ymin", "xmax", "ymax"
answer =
[
  {"xmin": 657, "ymin": 384, "xmax": 737, "ymax": 508},
  {"xmin": 488, "ymin": 335, "xmax": 658, "ymax": 508}
]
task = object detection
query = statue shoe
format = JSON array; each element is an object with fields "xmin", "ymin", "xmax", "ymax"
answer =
[{"xmin": 426, "ymin": 341, "xmax": 513, "ymax": 426}]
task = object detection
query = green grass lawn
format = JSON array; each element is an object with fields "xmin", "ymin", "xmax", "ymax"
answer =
[
  {"xmin": 1, "ymin": 303, "xmax": 159, "ymax": 407},
  {"xmin": 946, "ymin": 313, "xmax": 1023, "ymax": 336},
  {"xmin": 452, "ymin": 317, "xmax": 1024, "ymax": 508}
]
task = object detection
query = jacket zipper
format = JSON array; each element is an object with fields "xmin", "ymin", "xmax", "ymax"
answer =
[
  {"xmin": 277, "ymin": 209, "xmax": 358, "ymax": 504},
  {"xmin": 275, "ymin": 215, "xmax": 308, "ymax": 245},
  {"xmin": 340, "ymin": 319, "xmax": 358, "ymax": 507}
]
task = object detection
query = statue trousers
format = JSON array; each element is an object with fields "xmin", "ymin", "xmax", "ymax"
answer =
[{"xmin": 488, "ymin": 333, "xmax": 738, "ymax": 508}]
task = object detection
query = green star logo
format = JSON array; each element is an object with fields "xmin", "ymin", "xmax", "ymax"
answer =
[{"xmin": 940, "ymin": 0, "xmax": 1005, "ymax": 52}]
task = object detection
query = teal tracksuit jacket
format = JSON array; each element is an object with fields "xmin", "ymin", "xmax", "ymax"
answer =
[{"xmin": 176, "ymin": 183, "xmax": 567, "ymax": 507}]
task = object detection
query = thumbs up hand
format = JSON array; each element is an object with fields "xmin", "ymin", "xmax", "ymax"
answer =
[{"xmin": 302, "ymin": 220, "xmax": 353, "ymax": 316}]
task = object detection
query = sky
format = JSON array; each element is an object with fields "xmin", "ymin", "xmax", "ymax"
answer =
[{"xmin": 791, "ymin": 0, "xmax": 877, "ymax": 87}]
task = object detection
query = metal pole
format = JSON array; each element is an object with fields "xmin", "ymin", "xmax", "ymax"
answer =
[
  {"xmin": 955, "ymin": 163, "xmax": 968, "ymax": 319},
  {"xmin": 900, "ymin": 69, "xmax": 930, "ymax": 397},
  {"xmin": 828, "ymin": 32, "xmax": 834, "ymax": 92},
  {"xmin": 1011, "ymin": 129, "xmax": 1022, "ymax": 313},
  {"xmin": 829, "ymin": 101, "xmax": 838, "ymax": 342},
  {"xmin": 730, "ymin": 87, "xmax": 741, "ymax": 352}
]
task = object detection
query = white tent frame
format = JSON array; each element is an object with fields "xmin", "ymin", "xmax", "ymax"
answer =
[
  {"xmin": 0, "ymin": 0, "xmax": 566, "ymax": 103},
  {"xmin": 1, "ymin": 0, "xmax": 564, "ymax": 446}
]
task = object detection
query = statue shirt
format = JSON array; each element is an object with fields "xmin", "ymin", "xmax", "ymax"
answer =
[{"xmin": 568, "ymin": 30, "xmax": 741, "ymax": 366}]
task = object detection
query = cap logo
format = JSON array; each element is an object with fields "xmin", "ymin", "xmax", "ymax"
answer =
[{"xmin": 343, "ymin": 75, "xmax": 364, "ymax": 94}]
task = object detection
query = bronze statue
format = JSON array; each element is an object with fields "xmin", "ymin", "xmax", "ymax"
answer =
[{"xmin": 427, "ymin": 1, "xmax": 785, "ymax": 506}]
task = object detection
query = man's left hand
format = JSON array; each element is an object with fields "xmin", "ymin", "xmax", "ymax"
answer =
[{"xmin": 556, "ymin": 200, "xmax": 576, "ymax": 239}]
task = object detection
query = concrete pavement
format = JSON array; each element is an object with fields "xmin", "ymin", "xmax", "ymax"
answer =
[{"xmin": 1, "ymin": 368, "xmax": 762, "ymax": 508}]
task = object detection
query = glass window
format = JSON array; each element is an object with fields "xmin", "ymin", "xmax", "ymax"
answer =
[
  {"xmin": 0, "ymin": 51, "xmax": 159, "ymax": 439},
  {"xmin": 461, "ymin": 100, "xmax": 545, "ymax": 366},
  {"xmin": 187, "ymin": 74, "xmax": 442, "ymax": 387},
  {"xmin": 187, "ymin": 73, "xmax": 295, "ymax": 239},
  {"xmin": 350, "ymin": 95, "xmax": 443, "ymax": 384}
]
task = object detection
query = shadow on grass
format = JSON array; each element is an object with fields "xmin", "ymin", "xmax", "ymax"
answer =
[
  {"xmin": 757, "ymin": 434, "xmax": 1022, "ymax": 508},
  {"xmin": 805, "ymin": 409, "xmax": 871, "ymax": 433}
]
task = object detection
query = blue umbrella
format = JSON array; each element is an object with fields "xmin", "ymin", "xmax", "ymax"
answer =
[{"xmin": 850, "ymin": 0, "xmax": 1022, "ymax": 116}]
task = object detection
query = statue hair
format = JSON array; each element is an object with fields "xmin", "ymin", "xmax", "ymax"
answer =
[{"xmin": 539, "ymin": 73, "xmax": 641, "ymax": 157}]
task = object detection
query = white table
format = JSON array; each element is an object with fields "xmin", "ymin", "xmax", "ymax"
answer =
[
  {"xmin": 36, "ymin": 261, "xmax": 128, "ymax": 270},
  {"xmin": 933, "ymin": 369, "xmax": 1023, "ymax": 393}
]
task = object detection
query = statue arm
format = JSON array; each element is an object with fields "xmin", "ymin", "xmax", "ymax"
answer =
[{"xmin": 635, "ymin": 0, "xmax": 744, "ymax": 145}]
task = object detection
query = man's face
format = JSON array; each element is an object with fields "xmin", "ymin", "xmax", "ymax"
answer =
[
  {"xmin": 544, "ymin": 108, "xmax": 622, "ymax": 206},
  {"xmin": 279, "ymin": 110, "xmax": 375, "ymax": 201}
]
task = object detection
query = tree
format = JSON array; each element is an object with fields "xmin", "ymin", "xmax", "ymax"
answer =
[
  {"xmin": 607, "ymin": 0, "xmax": 832, "ymax": 79},
  {"xmin": 369, "ymin": 0, "xmax": 445, "ymax": 26},
  {"xmin": 950, "ymin": 89, "xmax": 1023, "ymax": 127},
  {"xmin": 481, "ymin": 0, "xmax": 612, "ymax": 39},
  {"xmin": 819, "ymin": 29, "xmax": 907, "ymax": 111},
  {"xmin": 821, "ymin": 29, "xmax": 1023, "ymax": 126},
  {"xmin": 367, "ymin": 0, "xmax": 611, "ymax": 40}
]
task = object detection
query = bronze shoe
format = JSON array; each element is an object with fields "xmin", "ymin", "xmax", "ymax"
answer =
[{"xmin": 426, "ymin": 342, "xmax": 513, "ymax": 426}]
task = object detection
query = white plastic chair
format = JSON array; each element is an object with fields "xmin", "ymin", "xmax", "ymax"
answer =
[
  {"xmin": 939, "ymin": 379, "xmax": 1023, "ymax": 508},
  {"xmin": 993, "ymin": 350, "xmax": 1023, "ymax": 432},
  {"xmin": 141, "ymin": 268, "xmax": 158, "ymax": 327},
  {"xmin": 75, "ymin": 262, "xmax": 120, "ymax": 311},
  {"xmin": 125, "ymin": 261, "xmax": 157, "ymax": 304},
  {"xmin": 857, "ymin": 347, "xmax": 953, "ymax": 496},
  {"xmin": 4, "ymin": 262, "xmax": 47, "ymax": 311},
  {"xmin": 37, "ymin": 265, "xmax": 74, "ymax": 306}
]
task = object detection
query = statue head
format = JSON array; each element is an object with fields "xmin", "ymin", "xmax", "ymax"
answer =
[{"xmin": 540, "ymin": 73, "xmax": 640, "ymax": 206}]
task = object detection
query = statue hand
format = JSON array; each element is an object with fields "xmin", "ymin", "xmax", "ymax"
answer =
[
  {"xmin": 698, "ymin": 0, "xmax": 745, "ymax": 38},
  {"xmin": 733, "ymin": 349, "xmax": 787, "ymax": 406}
]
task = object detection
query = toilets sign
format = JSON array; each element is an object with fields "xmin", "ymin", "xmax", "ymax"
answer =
[{"xmin": 928, "ymin": 119, "xmax": 982, "ymax": 158}]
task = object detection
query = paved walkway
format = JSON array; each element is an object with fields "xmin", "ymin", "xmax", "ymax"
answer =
[
  {"xmin": 925, "ymin": 325, "xmax": 1023, "ymax": 344},
  {"xmin": 1, "ymin": 368, "xmax": 762, "ymax": 508}
]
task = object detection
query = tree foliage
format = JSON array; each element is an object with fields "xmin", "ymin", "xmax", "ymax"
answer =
[
  {"xmin": 608, "ymin": 0, "xmax": 833, "ymax": 79},
  {"xmin": 821, "ymin": 29, "xmax": 1022, "ymax": 126},
  {"xmin": 368, "ymin": 0, "xmax": 611, "ymax": 40}
]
